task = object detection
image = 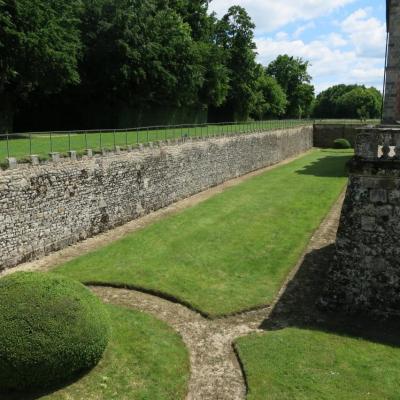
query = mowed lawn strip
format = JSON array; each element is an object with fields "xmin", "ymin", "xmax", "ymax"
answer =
[
  {"xmin": 6, "ymin": 304, "xmax": 189, "ymax": 400},
  {"xmin": 55, "ymin": 149, "xmax": 352, "ymax": 317},
  {"xmin": 235, "ymin": 328, "xmax": 400, "ymax": 400}
]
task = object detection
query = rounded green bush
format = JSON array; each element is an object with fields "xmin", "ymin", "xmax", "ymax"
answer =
[
  {"xmin": 333, "ymin": 138, "xmax": 351, "ymax": 149},
  {"xmin": 0, "ymin": 272, "xmax": 110, "ymax": 392}
]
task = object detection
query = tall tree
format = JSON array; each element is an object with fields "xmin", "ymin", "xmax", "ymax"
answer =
[
  {"xmin": 170, "ymin": 0, "xmax": 229, "ymax": 108},
  {"xmin": 251, "ymin": 66, "xmax": 287, "ymax": 119},
  {"xmin": 0, "ymin": 0, "xmax": 82, "ymax": 133},
  {"xmin": 266, "ymin": 55, "xmax": 314, "ymax": 118},
  {"xmin": 215, "ymin": 6, "xmax": 259, "ymax": 121},
  {"xmin": 79, "ymin": 0, "xmax": 227, "ymax": 109}
]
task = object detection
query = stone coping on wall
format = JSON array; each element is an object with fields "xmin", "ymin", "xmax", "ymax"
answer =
[{"xmin": 2, "ymin": 127, "xmax": 313, "ymax": 172}]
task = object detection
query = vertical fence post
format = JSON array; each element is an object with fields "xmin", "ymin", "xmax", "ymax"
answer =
[
  {"xmin": 50, "ymin": 132, "xmax": 53, "ymax": 153},
  {"xmin": 99, "ymin": 130, "xmax": 102, "ymax": 150},
  {"xmin": 68, "ymin": 132, "xmax": 71, "ymax": 152},
  {"xmin": 29, "ymin": 133, "xmax": 32, "ymax": 155},
  {"xmin": 125, "ymin": 129, "xmax": 128, "ymax": 148},
  {"xmin": 6, "ymin": 132, "xmax": 10, "ymax": 158},
  {"xmin": 85, "ymin": 131, "xmax": 88, "ymax": 151}
]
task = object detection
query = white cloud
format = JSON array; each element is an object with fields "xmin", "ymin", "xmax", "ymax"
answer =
[
  {"xmin": 293, "ymin": 22, "xmax": 316, "ymax": 38},
  {"xmin": 255, "ymin": 36, "xmax": 384, "ymax": 93},
  {"xmin": 208, "ymin": 1, "xmax": 387, "ymax": 92},
  {"xmin": 341, "ymin": 8, "xmax": 386, "ymax": 58},
  {"xmin": 252, "ymin": 6, "xmax": 386, "ymax": 93},
  {"xmin": 276, "ymin": 31, "xmax": 289, "ymax": 41},
  {"xmin": 326, "ymin": 33, "xmax": 347, "ymax": 47},
  {"xmin": 209, "ymin": 0, "xmax": 355, "ymax": 33}
]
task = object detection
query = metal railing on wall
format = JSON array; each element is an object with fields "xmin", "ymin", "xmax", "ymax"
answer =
[{"xmin": 0, "ymin": 119, "xmax": 379, "ymax": 166}]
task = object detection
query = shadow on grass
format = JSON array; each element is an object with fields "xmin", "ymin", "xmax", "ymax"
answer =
[
  {"xmin": 296, "ymin": 155, "xmax": 352, "ymax": 178},
  {"xmin": 260, "ymin": 244, "xmax": 400, "ymax": 348},
  {"xmin": 0, "ymin": 368, "xmax": 92, "ymax": 400}
]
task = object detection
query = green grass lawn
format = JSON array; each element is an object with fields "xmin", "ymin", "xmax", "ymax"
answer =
[
  {"xmin": 235, "ymin": 328, "xmax": 400, "ymax": 400},
  {"xmin": 54, "ymin": 149, "xmax": 352, "ymax": 317},
  {"xmin": 0, "ymin": 120, "xmax": 310, "ymax": 164},
  {"xmin": 5, "ymin": 304, "xmax": 189, "ymax": 400}
]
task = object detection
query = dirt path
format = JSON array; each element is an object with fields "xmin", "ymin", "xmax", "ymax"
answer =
[
  {"xmin": 0, "ymin": 150, "xmax": 346, "ymax": 399},
  {"xmin": 0, "ymin": 150, "xmax": 311, "ymax": 277},
  {"xmin": 92, "ymin": 286, "xmax": 268, "ymax": 400}
]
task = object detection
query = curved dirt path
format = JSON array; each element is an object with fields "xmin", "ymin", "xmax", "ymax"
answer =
[{"xmin": 92, "ymin": 286, "xmax": 268, "ymax": 400}]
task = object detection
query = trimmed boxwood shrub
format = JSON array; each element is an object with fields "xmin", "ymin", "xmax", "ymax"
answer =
[
  {"xmin": 0, "ymin": 272, "xmax": 110, "ymax": 392},
  {"xmin": 333, "ymin": 138, "xmax": 351, "ymax": 149}
]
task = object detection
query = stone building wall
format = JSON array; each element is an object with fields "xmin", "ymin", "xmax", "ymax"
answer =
[
  {"xmin": 324, "ymin": 127, "xmax": 400, "ymax": 317},
  {"xmin": 0, "ymin": 127, "xmax": 313, "ymax": 271},
  {"xmin": 383, "ymin": 0, "xmax": 400, "ymax": 124}
]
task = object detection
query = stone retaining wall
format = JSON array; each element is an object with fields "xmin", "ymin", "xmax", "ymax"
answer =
[
  {"xmin": 313, "ymin": 124, "xmax": 367, "ymax": 148},
  {"xmin": 0, "ymin": 127, "xmax": 313, "ymax": 271}
]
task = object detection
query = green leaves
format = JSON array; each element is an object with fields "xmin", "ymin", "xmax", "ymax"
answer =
[
  {"xmin": 266, "ymin": 55, "xmax": 314, "ymax": 118},
  {"xmin": 252, "ymin": 67, "xmax": 288, "ymax": 119},
  {"xmin": 214, "ymin": 6, "xmax": 258, "ymax": 121},
  {"xmin": 0, "ymin": 0, "xmax": 82, "ymax": 95},
  {"xmin": 313, "ymin": 84, "xmax": 382, "ymax": 119}
]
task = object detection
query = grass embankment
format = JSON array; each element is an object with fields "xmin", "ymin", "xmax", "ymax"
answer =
[
  {"xmin": 55, "ymin": 149, "xmax": 352, "ymax": 317},
  {"xmin": 0, "ymin": 120, "xmax": 309, "ymax": 164},
  {"xmin": 235, "ymin": 328, "xmax": 400, "ymax": 400},
  {"xmin": 5, "ymin": 304, "xmax": 189, "ymax": 400}
]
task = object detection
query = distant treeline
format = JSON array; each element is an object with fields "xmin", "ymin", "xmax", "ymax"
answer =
[
  {"xmin": 313, "ymin": 84, "xmax": 382, "ymax": 121},
  {"xmin": 0, "ymin": 0, "xmax": 382, "ymax": 132}
]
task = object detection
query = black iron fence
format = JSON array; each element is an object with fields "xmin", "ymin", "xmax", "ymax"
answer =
[{"xmin": 0, "ymin": 119, "xmax": 379, "ymax": 166}]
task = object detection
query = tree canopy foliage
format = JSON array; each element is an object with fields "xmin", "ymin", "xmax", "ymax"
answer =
[
  {"xmin": 266, "ymin": 55, "xmax": 314, "ymax": 118},
  {"xmin": 0, "ymin": 0, "xmax": 82, "ymax": 131},
  {"xmin": 313, "ymin": 84, "xmax": 382, "ymax": 119},
  {"xmin": 2, "ymin": 1, "xmax": 376, "ymax": 131}
]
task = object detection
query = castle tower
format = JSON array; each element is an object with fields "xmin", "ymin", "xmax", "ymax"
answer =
[
  {"xmin": 383, "ymin": 0, "xmax": 400, "ymax": 124},
  {"xmin": 323, "ymin": 1, "xmax": 400, "ymax": 317}
]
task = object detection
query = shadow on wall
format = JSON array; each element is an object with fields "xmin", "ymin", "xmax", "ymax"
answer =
[
  {"xmin": 260, "ymin": 243, "xmax": 400, "ymax": 348},
  {"xmin": 296, "ymin": 153, "xmax": 352, "ymax": 178}
]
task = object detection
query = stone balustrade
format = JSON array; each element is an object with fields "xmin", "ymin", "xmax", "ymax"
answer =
[{"xmin": 355, "ymin": 127, "xmax": 400, "ymax": 160}]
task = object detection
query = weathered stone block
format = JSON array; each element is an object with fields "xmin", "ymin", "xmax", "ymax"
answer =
[
  {"xmin": 376, "ymin": 204, "xmax": 393, "ymax": 218},
  {"xmin": 370, "ymin": 189, "xmax": 387, "ymax": 203},
  {"xmin": 68, "ymin": 151, "xmax": 77, "ymax": 161},
  {"xmin": 361, "ymin": 216, "xmax": 376, "ymax": 232},
  {"xmin": 30, "ymin": 155, "xmax": 39, "ymax": 166},
  {"xmin": 49, "ymin": 153, "xmax": 60, "ymax": 163},
  {"xmin": 389, "ymin": 189, "xmax": 400, "ymax": 202},
  {"xmin": 6, "ymin": 158, "xmax": 17, "ymax": 169}
]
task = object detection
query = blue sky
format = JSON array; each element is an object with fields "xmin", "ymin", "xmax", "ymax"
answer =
[{"xmin": 209, "ymin": 0, "xmax": 386, "ymax": 93}]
